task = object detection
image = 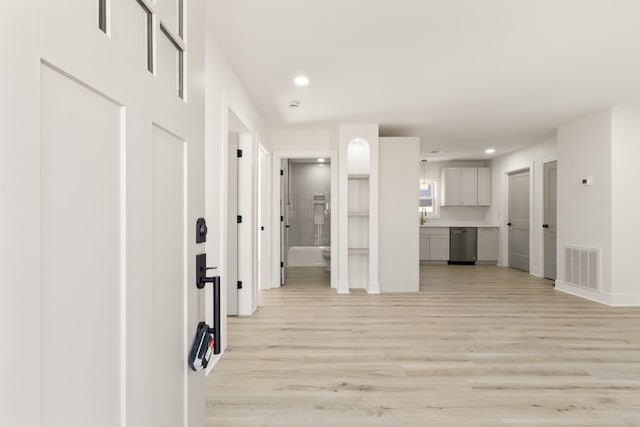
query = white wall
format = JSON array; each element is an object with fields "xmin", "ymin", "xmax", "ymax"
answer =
[
  {"xmin": 489, "ymin": 138, "xmax": 557, "ymax": 274},
  {"xmin": 204, "ymin": 29, "xmax": 269, "ymax": 363},
  {"xmin": 611, "ymin": 107, "xmax": 640, "ymax": 300},
  {"xmin": 556, "ymin": 110, "xmax": 612, "ymax": 301},
  {"xmin": 269, "ymin": 128, "xmax": 338, "ymax": 151},
  {"xmin": 379, "ymin": 138, "xmax": 420, "ymax": 292},
  {"xmin": 422, "ymin": 161, "xmax": 492, "ymax": 226},
  {"xmin": 0, "ymin": 2, "xmax": 40, "ymax": 426}
]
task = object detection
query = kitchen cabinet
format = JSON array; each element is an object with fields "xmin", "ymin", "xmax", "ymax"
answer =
[
  {"xmin": 477, "ymin": 167, "xmax": 491, "ymax": 206},
  {"xmin": 440, "ymin": 167, "xmax": 491, "ymax": 207},
  {"xmin": 441, "ymin": 168, "xmax": 461, "ymax": 206},
  {"xmin": 460, "ymin": 168, "xmax": 478, "ymax": 205},
  {"xmin": 477, "ymin": 227, "xmax": 498, "ymax": 262},
  {"xmin": 420, "ymin": 227, "xmax": 450, "ymax": 262},
  {"xmin": 419, "ymin": 234, "xmax": 429, "ymax": 260}
]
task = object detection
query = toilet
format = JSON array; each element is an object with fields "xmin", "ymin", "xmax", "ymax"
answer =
[{"xmin": 322, "ymin": 247, "xmax": 331, "ymax": 271}]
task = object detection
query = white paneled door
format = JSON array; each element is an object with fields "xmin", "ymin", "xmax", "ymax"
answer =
[{"xmin": 37, "ymin": 1, "xmax": 206, "ymax": 426}]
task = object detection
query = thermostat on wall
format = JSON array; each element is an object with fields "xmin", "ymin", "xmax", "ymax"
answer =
[{"xmin": 581, "ymin": 177, "xmax": 593, "ymax": 186}]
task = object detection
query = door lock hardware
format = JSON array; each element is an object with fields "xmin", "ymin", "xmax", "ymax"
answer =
[
  {"xmin": 196, "ymin": 218, "xmax": 208, "ymax": 243},
  {"xmin": 194, "ymin": 253, "xmax": 221, "ymax": 357},
  {"xmin": 196, "ymin": 253, "xmax": 218, "ymax": 289}
]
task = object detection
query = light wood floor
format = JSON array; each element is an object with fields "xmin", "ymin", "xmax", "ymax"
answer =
[{"xmin": 207, "ymin": 266, "xmax": 640, "ymax": 426}]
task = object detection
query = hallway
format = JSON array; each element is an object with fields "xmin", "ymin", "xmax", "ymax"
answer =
[{"xmin": 207, "ymin": 266, "xmax": 640, "ymax": 426}]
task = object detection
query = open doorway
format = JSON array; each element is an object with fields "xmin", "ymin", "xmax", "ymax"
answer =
[
  {"xmin": 225, "ymin": 110, "xmax": 252, "ymax": 316},
  {"xmin": 279, "ymin": 157, "xmax": 333, "ymax": 288}
]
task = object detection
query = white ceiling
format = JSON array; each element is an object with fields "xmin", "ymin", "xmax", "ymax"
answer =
[{"xmin": 206, "ymin": 0, "xmax": 640, "ymax": 159}]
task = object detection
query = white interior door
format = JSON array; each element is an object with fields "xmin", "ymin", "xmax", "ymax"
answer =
[
  {"xmin": 508, "ymin": 170, "xmax": 530, "ymax": 272},
  {"xmin": 38, "ymin": 1, "xmax": 207, "ymax": 426},
  {"xmin": 544, "ymin": 161, "xmax": 558, "ymax": 280},
  {"xmin": 1, "ymin": 4, "xmax": 40, "ymax": 426}
]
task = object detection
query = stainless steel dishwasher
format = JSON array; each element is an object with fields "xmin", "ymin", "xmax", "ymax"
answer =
[{"xmin": 449, "ymin": 227, "xmax": 477, "ymax": 264}]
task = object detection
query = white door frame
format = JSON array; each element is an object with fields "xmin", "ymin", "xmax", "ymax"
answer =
[
  {"xmin": 257, "ymin": 142, "xmax": 272, "ymax": 297},
  {"xmin": 271, "ymin": 151, "xmax": 338, "ymax": 289},
  {"xmin": 503, "ymin": 163, "xmax": 534, "ymax": 272},
  {"xmin": 220, "ymin": 97, "xmax": 258, "ymax": 317}
]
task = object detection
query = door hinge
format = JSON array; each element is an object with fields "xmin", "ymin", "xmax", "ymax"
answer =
[
  {"xmin": 280, "ymin": 262, "xmax": 284, "ymax": 268},
  {"xmin": 237, "ymin": 149, "xmax": 243, "ymax": 158},
  {"xmin": 237, "ymin": 281, "xmax": 243, "ymax": 289},
  {"xmin": 237, "ymin": 215, "xmax": 242, "ymax": 224},
  {"xmin": 280, "ymin": 169, "xmax": 284, "ymax": 176},
  {"xmin": 280, "ymin": 215, "xmax": 284, "ymax": 222}
]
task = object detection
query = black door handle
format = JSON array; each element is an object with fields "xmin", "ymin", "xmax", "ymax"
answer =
[
  {"xmin": 543, "ymin": 224, "xmax": 549, "ymax": 228},
  {"xmin": 286, "ymin": 225, "xmax": 291, "ymax": 228},
  {"xmin": 507, "ymin": 222, "xmax": 512, "ymax": 226}
]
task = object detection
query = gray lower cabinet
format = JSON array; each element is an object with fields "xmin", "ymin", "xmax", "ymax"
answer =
[
  {"xmin": 420, "ymin": 227, "xmax": 450, "ymax": 262},
  {"xmin": 477, "ymin": 227, "xmax": 498, "ymax": 262}
]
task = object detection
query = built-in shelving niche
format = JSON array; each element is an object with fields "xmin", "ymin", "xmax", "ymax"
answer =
[{"xmin": 347, "ymin": 140, "xmax": 371, "ymax": 288}]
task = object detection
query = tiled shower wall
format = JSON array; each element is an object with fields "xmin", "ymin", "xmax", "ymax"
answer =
[{"xmin": 288, "ymin": 162, "xmax": 331, "ymax": 246}]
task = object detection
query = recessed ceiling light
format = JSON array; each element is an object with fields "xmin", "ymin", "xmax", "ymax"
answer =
[
  {"xmin": 485, "ymin": 148, "xmax": 496, "ymax": 154},
  {"xmin": 317, "ymin": 158, "xmax": 325, "ymax": 163},
  {"xmin": 294, "ymin": 75, "xmax": 310, "ymax": 86}
]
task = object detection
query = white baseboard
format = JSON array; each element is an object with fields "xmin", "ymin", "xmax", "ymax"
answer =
[
  {"xmin": 555, "ymin": 281, "xmax": 640, "ymax": 306},
  {"xmin": 368, "ymin": 282, "xmax": 380, "ymax": 294},
  {"xmin": 609, "ymin": 292, "xmax": 640, "ymax": 306},
  {"xmin": 555, "ymin": 281, "xmax": 610, "ymax": 305},
  {"xmin": 529, "ymin": 266, "xmax": 543, "ymax": 278}
]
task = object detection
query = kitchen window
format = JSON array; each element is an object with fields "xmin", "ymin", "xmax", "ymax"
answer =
[{"xmin": 419, "ymin": 179, "xmax": 440, "ymax": 218}]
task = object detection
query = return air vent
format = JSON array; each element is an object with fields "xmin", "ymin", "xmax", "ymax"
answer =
[{"xmin": 564, "ymin": 246, "xmax": 599, "ymax": 290}]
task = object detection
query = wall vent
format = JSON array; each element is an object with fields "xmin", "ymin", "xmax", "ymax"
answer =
[{"xmin": 564, "ymin": 246, "xmax": 599, "ymax": 290}]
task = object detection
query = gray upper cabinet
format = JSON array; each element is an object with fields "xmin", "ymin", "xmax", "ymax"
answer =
[
  {"xmin": 441, "ymin": 167, "xmax": 461, "ymax": 206},
  {"xmin": 441, "ymin": 167, "xmax": 491, "ymax": 207},
  {"xmin": 477, "ymin": 167, "xmax": 491, "ymax": 206},
  {"xmin": 459, "ymin": 167, "xmax": 478, "ymax": 206}
]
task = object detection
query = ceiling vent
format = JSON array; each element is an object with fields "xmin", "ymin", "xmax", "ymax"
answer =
[{"xmin": 288, "ymin": 100, "xmax": 300, "ymax": 108}]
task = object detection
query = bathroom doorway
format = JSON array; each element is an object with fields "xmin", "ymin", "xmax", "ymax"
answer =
[{"xmin": 273, "ymin": 153, "xmax": 337, "ymax": 289}]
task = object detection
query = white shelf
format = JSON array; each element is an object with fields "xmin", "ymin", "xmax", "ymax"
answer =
[
  {"xmin": 348, "ymin": 174, "xmax": 369, "ymax": 180},
  {"xmin": 348, "ymin": 211, "xmax": 369, "ymax": 217},
  {"xmin": 348, "ymin": 248, "xmax": 369, "ymax": 255}
]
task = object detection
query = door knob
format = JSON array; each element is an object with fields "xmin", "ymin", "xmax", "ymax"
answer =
[
  {"xmin": 507, "ymin": 222, "xmax": 512, "ymax": 226},
  {"xmin": 543, "ymin": 224, "xmax": 549, "ymax": 228}
]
